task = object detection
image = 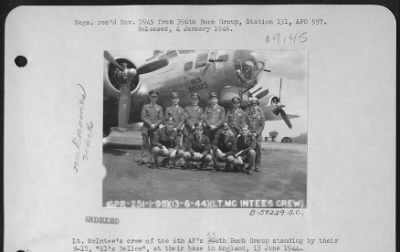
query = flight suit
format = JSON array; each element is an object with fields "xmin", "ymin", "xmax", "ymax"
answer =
[
  {"xmin": 235, "ymin": 134, "xmax": 257, "ymax": 171},
  {"xmin": 183, "ymin": 105, "xmax": 204, "ymax": 137},
  {"xmin": 140, "ymin": 103, "xmax": 164, "ymax": 163},
  {"xmin": 152, "ymin": 127, "xmax": 181, "ymax": 167},
  {"xmin": 226, "ymin": 107, "xmax": 246, "ymax": 135},
  {"xmin": 204, "ymin": 104, "xmax": 225, "ymax": 142},
  {"xmin": 246, "ymin": 108, "xmax": 265, "ymax": 165},
  {"xmin": 183, "ymin": 134, "xmax": 212, "ymax": 168},
  {"xmin": 212, "ymin": 129, "xmax": 237, "ymax": 169}
]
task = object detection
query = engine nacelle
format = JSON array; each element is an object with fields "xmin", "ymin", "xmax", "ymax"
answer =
[{"xmin": 103, "ymin": 57, "xmax": 141, "ymax": 101}]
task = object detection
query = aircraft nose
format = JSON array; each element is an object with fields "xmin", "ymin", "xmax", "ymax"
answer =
[{"xmin": 234, "ymin": 50, "xmax": 265, "ymax": 87}]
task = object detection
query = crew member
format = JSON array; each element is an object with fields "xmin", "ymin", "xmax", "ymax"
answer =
[
  {"xmin": 182, "ymin": 123, "xmax": 212, "ymax": 169},
  {"xmin": 164, "ymin": 92, "xmax": 185, "ymax": 131},
  {"xmin": 183, "ymin": 92, "xmax": 204, "ymax": 140},
  {"xmin": 139, "ymin": 90, "xmax": 164, "ymax": 165},
  {"xmin": 212, "ymin": 123, "xmax": 237, "ymax": 171},
  {"xmin": 225, "ymin": 96, "xmax": 246, "ymax": 135},
  {"xmin": 204, "ymin": 92, "xmax": 225, "ymax": 142},
  {"xmin": 246, "ymin": 98, "xmax": 265, "ymax": 168},
  {"xmin": 234, "ymin": 123, "xmax": 257, "ymax": 174},
  {"xmin": 152, "ymin": 117, "xmax": 182, "ymax": 169}
]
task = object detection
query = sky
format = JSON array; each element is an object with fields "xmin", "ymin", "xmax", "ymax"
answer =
[
  {"xmin": 108, "ymin": 49, "xmax": 308, "ymax": 140},
  {"xmin": 258, "ymin": 50, "xmax": 308, "ymax": 140}
]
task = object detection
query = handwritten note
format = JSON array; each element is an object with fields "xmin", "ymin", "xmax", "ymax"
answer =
[{"xmin": 72, "ymin": 84, "xmax": 93, "ymax": 172}]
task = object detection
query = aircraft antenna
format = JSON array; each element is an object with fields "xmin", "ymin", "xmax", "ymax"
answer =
[{"xmin": 279, "ymin": 77, "xmax": 282, "ymax": 101}]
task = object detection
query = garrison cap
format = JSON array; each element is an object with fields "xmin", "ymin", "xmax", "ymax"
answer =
[
  {"xmin": 149, "ymin": 90, "xmax": 159, "ymax": 96},
  {"xmin": 194, "ymin": 123, "xmax": 204, "ymax": 130},
  {"xmin": 232, "ymin": 96, "xmax": 241, "ymax": 104},
  {"xmin": 249, "ymin": 97, "xmax": 258, "ymax": 105},
  {"xmin": 165, "ymin": 117, "xmax": 175, "ymax": 125},
  {"xmin": 171, "ymin": 92, "xmax": 179, "ymax": 98},
  {"xmin": 191, "ymin": 92, "xmax": 200, "ymax": 99},
  {"xmin": 223, "ymin": 123, "xmax": 230, "ymax": 130},
  {"xmin": 209, "ymin": 92, "xmax": 218, "ymax": 98}
]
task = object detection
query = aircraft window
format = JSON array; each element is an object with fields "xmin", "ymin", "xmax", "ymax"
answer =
[
  {"xmin": 184, "ymin": 62, "xmax": 193, "ymax": 71},
  {"xmin": 195, "ymin": 53, "xmax": 208, "ymax": 68},
  {"xmin": 178, "ymin": 50, "xmax": 195, "ymax": 54}
]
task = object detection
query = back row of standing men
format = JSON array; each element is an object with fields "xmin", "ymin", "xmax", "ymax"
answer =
[{"xmin": 139, "ymin": 90, "xmax": 265, "ymax": 174}]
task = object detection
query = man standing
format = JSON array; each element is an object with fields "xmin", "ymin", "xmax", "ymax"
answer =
[
  {"xmin": 183, "ymin": 92, "xmax": 204, "ymax": 140},
  {"xmin": 204, "ymin": 92, "xmax": 225, "ymax": 142},
  {"xmin": 152, "ymin": 117, "xmax": 182, "ymax": 169},
  {"xmin": 139, "ymin": 90, "xmax": 164, "ymax": 165},
  {"xmin": 164, "ymin": 92, "xmax": 185, "ymax": 132},
  {"xmin": 234, "ymin": 124, "xmax": 257, "ymax": 174},
  {"xmin": 225, "ymin": 96, "xmax": 246, "ymax": 135},
  {"xmin": 212, "ymin": 123, "xmax": 237, "ymax": 171},
  {"xmin": 182, "ymin": 123, "xmax": 212, "ymax": 169},
  {"xmin": 246, "ymin": 98, "xmax": 265, "ymax": 169}
]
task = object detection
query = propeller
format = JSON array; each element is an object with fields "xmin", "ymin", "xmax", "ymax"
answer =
[
  {"xmin": 136, "ymin": 59, "xmax": 169, "ymax": 75},
  {"xmin": 272, "ymin": 77, "xmax": 292, "ymax": 129},
  {"xmin": 105, "ymin": 50, "xmax": 169, "ymax": 130},
  {"xmin": 104, "ymin": 51, "xmax": 125, "ymax": 71}
]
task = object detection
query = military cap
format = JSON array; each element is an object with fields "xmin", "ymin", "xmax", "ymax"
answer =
[
  {"xmin": 209, "ymin": 92, "xmax": 218, "ymax": 98},
  {"xmin": 232, "ymin": 96, "xmax": 241, "ymax": 104},
  {"xmin": 194, "ymin": 123, "xmax": 204, "ymax": 130},
  {"xmin": 165, "ymin": 117, "xmax": 175, "ymax": 125},
  {"xmin": 241, "ymin": 123, "xmax": 249, "ymax": 129},
  {"xmin": 222, "ymin": 123, "xmax": 230, "ymax": 130},
  {"xmin": 171, "ymin": 92, "xmax": 179, "ymax": 98},
  {"xmin": 249, "ymin": 97, "xmax": 259, "ymax": 105},
  {"xmin": 149, "ymin": 90, "xmax": 159, "ymax": 96},
  {"xmin": 191, "ymin": 92, "xmax": 200, "ymax": 99}
]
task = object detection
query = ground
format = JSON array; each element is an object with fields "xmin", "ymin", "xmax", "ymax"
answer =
[{"xmin": 102, "ymin": 142, "xmax": 307, "ymax": 207}]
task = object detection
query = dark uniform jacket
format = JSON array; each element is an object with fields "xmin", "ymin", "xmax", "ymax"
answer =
[
  {"xmin": 226, "ymin": 107, "xmax": 246, "ymax": 134},
  {"xmin": 184, "ymin": 105, "xmax": 204, "ymax": 129},
  {"xmin": 213, "ymin": 130, "xmax": 237, "ymax": 155},
  {"xmin": 246, "ymin": 108, "xmax": 265, "ymax": 136},
  {"xmin": 184, "ymin": 134, "xmax": 211, "ymax": 155},
  {"xmin": 204, "ymin": 104, "xmax": 225, "ymax": 128},
  {"xmin": 165, "ymin": 105, "xmax": 185, "ymax": 130},
  {"xmin": 152, "ymin": 128, "xmax": 180, "ymax": 149},
  {"xmin": 236, "ymin": 134, "xmax": 257, "ymax": 153},
  {"xmin": 141, "ymin": 103, "xmax": 164, "ymax": 132}
]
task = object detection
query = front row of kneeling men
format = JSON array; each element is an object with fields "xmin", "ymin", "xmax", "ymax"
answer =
[
  {"xmin": 152, "ymin": 118, "xmax": 257, "ymax": 174},
  {"xmin": 143, "ymin": 90, "xmax": 264, "ymax": 174}
]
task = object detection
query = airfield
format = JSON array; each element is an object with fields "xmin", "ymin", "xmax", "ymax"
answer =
[{"xmin": 103, "ymin": 138, "xmax": 307, "ymax": 207}]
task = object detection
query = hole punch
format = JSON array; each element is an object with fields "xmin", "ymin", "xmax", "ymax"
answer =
[{"xmin": 15, "ymin": 55, "xmax": 27, "ymax": 67}]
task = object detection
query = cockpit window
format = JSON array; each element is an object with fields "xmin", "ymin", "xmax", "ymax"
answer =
[{"xmin": 195, "ymin": 53, "xmax": 209, "ymax": 68}]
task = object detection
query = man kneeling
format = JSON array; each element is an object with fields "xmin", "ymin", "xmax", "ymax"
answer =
[
  {"xmin": 212, "ymin": 123, "xmax": 238, "ymax": 171},
  {"xmin": 182, "ymin": 123, "xmax": 212, "ymax": 169},
  {"xmin": 234, "ymin": 124, "xmax": 257, "ymax": 174},
  {"xmin": 152, "ymin": 117, "xmax": 183, "ymax": 169}
]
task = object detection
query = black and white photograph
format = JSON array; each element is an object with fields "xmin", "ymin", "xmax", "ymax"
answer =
[{"xmin": 102, "ymin": 49, "xmax": 308, "ymax": 208}]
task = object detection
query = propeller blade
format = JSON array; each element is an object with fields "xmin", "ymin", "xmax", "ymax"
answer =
[
  {"xmin": 279, "ymin": 108, "xmax": 292, "ymax": 129},
  {"xmin": 272, "ymin": 106, "xmax": 292, "ymax": 129},
  {"xmin": 255, "ymin": 89, "xmax": 269, "ymax": 99},
  {"xmin": 104, "ymin": 51, "xmax": 125, "ymax": 71},
  {"xmin": 137, "ymin": 59, "xmax": 169, "ymax": 75},
  {"xmin": 264, "ymin": 69, "xmax": 271, "ymax": 72}
]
